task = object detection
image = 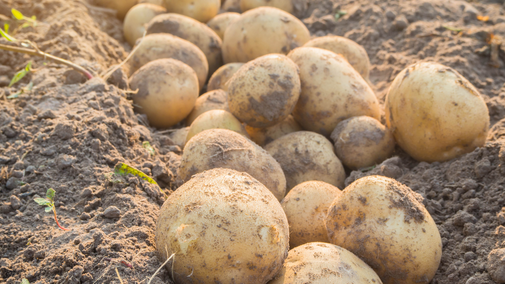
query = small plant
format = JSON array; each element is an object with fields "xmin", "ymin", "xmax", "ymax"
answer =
[
  {"xmin": 34, "ymin": 188, "xmax": 70, "ymax": 231},
  {"xmin": 21, "ymin": 279, "xmax": 29, "ymax": 284},
  {"xmin": 9, "ymin": 61, "xmax": 32, "ymax": 87},
  {"xmin": 142, "ymin": 141, "xmax": 155, "ymax": 157},
  {"xmin": 11, "ymin": 8, "xmax": 37, "ymax": 28}
]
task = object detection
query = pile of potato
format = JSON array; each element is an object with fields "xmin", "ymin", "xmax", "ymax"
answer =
[{"xmin": 95, "ymin": 0, "xmax": 492, "ymax": 283}]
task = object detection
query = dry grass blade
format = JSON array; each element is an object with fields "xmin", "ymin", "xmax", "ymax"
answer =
[
  {"xmin": 115, "ymin": 267, "xmax": 124, "ymax": 284},
  {"xmin": 148, "ymin": 251, "xmax": 175, "ymax": 284},
  {"xmin": 101, "ymin": 31, "xmax": 146, "ymax": 81}
]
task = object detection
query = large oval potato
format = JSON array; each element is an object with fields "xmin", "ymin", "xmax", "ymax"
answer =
[
  {"xmin": 206, "ymin": 12, "xmax": 241, "ymax": 40},
  {"xmin": 94, "ymin": 0, "xmax": 137, "ymax": 19},
  {"xmin": 162, "ymin": 0, "xmax": 220, "ymax": 22},
  {"xmin": 155, "ymin": 168, "xmax": 289, "ymax": 284},
  {"xmin": 129, "ymin": 59, "xmax": 198, "ymax": 128},
  {"xmin": 325, "ymin": 175, "xmax": 442, "ymax": 284},
  {"xmin": 222, "ymin": 7, "xmax": 310, "ymax": 63},
  {"xmin": 146, "ymin": 13, "xmax": 223, "ymax": 75},
  {"xmin": 265, "ymin": 131, "xmax": 346, "ymax": 191},
  {"xmin": 179, "ymin": 129, "xmax": 286, "ymax": 200},
  {"xmin": 240, "ymin": 0, "xmax": 307, "ymax": 18},
  {"xmin": 385, "ymin": 62, "xmax": 490, "ymax": 162},
  {"xmin": 207, "ymin": 62, "xmax": 244, "ymax": 91},
  {"xmin": 288, "ymin": 47, "xmax": 380, "ymax": 137},
  {"xmin": 227, "ymin": 54, "xmax": 301, "ymax": 128},
  {"xmin": 128, "ymin": 34, "xmax": 208, "ymax": 90},
  {"xmin": 245, "ymin": 115, "xmax": 302, "ymax": 147},
  {"xmin": 186, "ymin": 110, "xmax": 248, "ymax": 143},
  {"xmin": 123, "ymin": 4, "xmax": 166, "ymax": 46},
  {"xmin": 303, "ymin": 35, "xmax": 371, "ymax": 81},
  {"xmin": 186, "ymin": 89, "xmax": 229, "ymax": 125}
]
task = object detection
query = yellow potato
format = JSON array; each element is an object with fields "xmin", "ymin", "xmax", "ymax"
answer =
[
  {"xmin": 240, "ymin": 0, "xmax": 307, "ymax": 17},
  {"xmin": 138, "ymin": 0, "xmax": 164, "ymax": 5},
  {"xmin": 186, "ymin": 89, "xmax": 229, "ymax": 125},
  {"xmin": 168, "ymin": 127, "xmax": 190, "ymax": 149},
  {"xmin": 186, "ymin": 110, "xmax": 248, "ymax": 143},
  {"xmin": 385, "ymin": 62, "xmax": 490, "ymax": 162},
  {"xmin": 206, "ymin": 12, "xmax": 241, "ymax": 40},
  {"xmin": 94, "ymin": 0, "xmax": 137, "ymax": 19},
  {"xmin": 123, "ymin": 3, "xmax": 166, "ymax": 46},
  {"xmin": 222, "ymin": 7, "xmax": 310, "ymax": 63},
  {"xmin": 288, "ymin": 47, "xmax": 380, "ymax": 136},
  {"xmin": 207, "ymin": 62, "xmax": 244, "ymax": 91},
  {"xmin": 222, "ymin": 0, "xmax": 241, "ymax": 12},
  {"xmin": 162, "ymin": 0, "xmax": 220, "ymax": 22},
  {"xmin": 245, "ymin": 115, "xmax": 301, "ymax": 147}
]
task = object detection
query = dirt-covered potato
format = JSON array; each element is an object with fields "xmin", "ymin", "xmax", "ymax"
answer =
[
  {"xmin": 385, "ymin": 62, "xmax": 490, "ymax": 162},
  {"xmin": 94, "ymin": 0, "xmax": 137, "ymax": 19},
  {"xmin": 227, "ymin": 54, "xmax": 301, "ymax": 128},
  {"xmin": 123, "ymin": 4, "xmax": 166, "ymax": 46},
  {"xmin": 129, "ymin": 33, "xmax": 208, "ymax": 90},
  {"xmin": 169, "ymin": 127, "xmax": 190, "ymax": 149},
  {"xmin": 206, "ymin": 12, "xmax": 240, "ymax": 40},
  {"xmin": 129, "ymin": 59, "xmax": 198, "ymax": 128},
  {"xmin": 240, "ymin": 0, "xmax": 307, "ymax": 18},
  {"xmin": 186, "ymin": 89, "xmax": 229, "ymax": 125},
  {"xmin": 281, "ymin": 181, "xmax": 341, "ymax": 248},
  {"xmin": 288, "ymin": 47, "xmax": 380, "ymax": 137},
  {"xmin": 246, "ymin": 115, "xmax": 302, "ymax": 147},
  {"xmin": 161, "ymin": 0, "xmax": 220, "ymax": 23},
  {"xmin": 265, "ymin": 131, "xmax": 346, "ymax": 190},
  {"xmin": 186, "ymin": 110, "xmax": 248, "ymax": 143},
  {"xmin": 155, "ymin": 168, "xmax": 289, "ymax": 284},
  {"xmin": 222, "ymin": 7, "xmax": 310, "ymax": 63},
  {"xmin": 146, "ymin": 13, "xmax": 223, "ymax": 75},
  {"xmin": 207, "ymin": 62, "xmax": 244, "ymax": 91},
  {"xmin": 180, "ymin": 129, "xmax": 286, "ymax": 200},
  {"xmin": 330, "ymin": 116, "xmax": 395, "ymax": 170},
  {"xmin": 325, "ymin": 175, "xmax": 442, "ymax": 284},
  {"xmin": 270, "ymin": 242, "xmax": 383, "ymax": 284},
  {"xmin": 303, "ymin": 35, "xmax": 371, "ymax": 81}
]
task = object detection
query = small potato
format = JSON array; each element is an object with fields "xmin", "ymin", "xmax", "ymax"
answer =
[
  {"xmin": 94, "ymin": 0, "xmax": 137, "ymax": 19},
  {"xmin": 155, "ymin": 168, "xmax": 289, "ymax": 284},
  {"xmin": 179, "ymin": 129, "xmax": 286, "ymax": 200},
  {"xmin": 162, "ymin": 0, "xmax": 220, "ymax": 23},
  {"xmin": 222, "ymin": 7, "xmax": 310, "ymax": 63},
  {"xmin": 169, "ymin": 127, "xmax": 190, "ymax": 149},
  {"xmin": 123, "ymin": 4, "xmax": 166, "ymax": 46},
  {"xmin": 186, "ymin": 89, "xmax": 229, "ymax": 125},
  {"xmin": 245, "ymin": 115, "xmax": 301, "ymax": 147},
  {"xmin": 206, "ymin": 12, "xmax": 241, "ymax": 40},
  {"xmin": 129, "ymin": 59, "xmax": 198, "ymax": 128},
  {"xmin": 240, "ymin": 0, "xmax": 307, "ymax": 18},
  {"xmin": 325, "ymin": 175, "xmax": 442, "ymax": 284},
  {"xmin": 385, "ymin": 62, "xmax": 490, "ymax": 162},
  {"xmin": 281, "ymin": 181, "xmax": 341, "ymax": 248},
  {"xmin": 303, "ymin": 35, "xmax": 371, "ymax": 81},
  {"xmin": 330, "ymin": 116, "xmax": 395, "ymax": 170},
  {"xmin": 129, "ymin": 33, "xmax": 208, "ymax": 90},
  {"xmin": 288, "ymin": 47, "xmax": 380, "ymax": 137},
  {"xmin": 222, "ymin": 0, "xmax": 241, "ymax": 12},
  {"xmin": 265, "ymin": 131, "xmax": 346, "ymax": 191},
  {"xmin": 146, "ymin": 14, "xmax": 223, "ymax": 75},
  {"xmin": 207, "ymin": 62, "xmax": 244, "ymax": 91},
  {"xmin": 227, "ymin": 54, "xmax": 301, "ymax": 128},
  {"xmin": 186, "ymin": 110, "xmax": 248, "ymax": 143},
  {"xmin": 270, "ymin": 242, "xmax": 383, "ymax": 284}
]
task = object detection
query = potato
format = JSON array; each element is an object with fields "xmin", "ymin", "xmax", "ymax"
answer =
[
  {"xmin": 288, "ymin": 47, "xmax": 380, "ymax": 137},
  {"xmin": 227, "ymin": 54, "xmax": 301, "ymax": 128},
  {"xmin": 123, "ymin": 4, "xmax": 166, "ymax": 46},
  {"xmin": 240, "ymin": 0, "xmax": 308, "ymax": 18},
  {"xmin": 129, "ymin": 33, "xmax": 208, "ymax": 90},
  {"xmin": 222, "ymin": 7, "xmax": 310, "ymax": 63},
  {"xmin": 155, "ymin": 168, "xmax": 289, "ymax": 284},
  {"xmin": 385, "ymin": 62, "xmax": 490, "ymax": 162},
  {"xmin": 138, "ymin": 0, "xmax": 164, "ymax": 5},
  {"xmin": 186, "ymin": 110, "xmax": 248, "ymax": 143},
  {"xmin": 325, "ymin": 175, "xmax": 442, "ymax": 284},
  {"xmin": 94, "ymin": 0, "xmax": 137, "ymax": 19},
  {"xmin": 270, "ymin": 242, "xmax": 383, "ymax": 284},
  {"xmin": 330, "ymin": 116, "xmax": 395, "ymax": 170},
  {"xmin": 206, "ymin": 12, "xmax": 241, "ymax": 40},
  {"xmin": 146, "ymin": 13, "xmax": 223, "ymax": 75},
  {"xmin": 281, "ymin": 181, "xmax": 341, "ymax": 248},
  {"xmin": 265, "ymin": 131, "xmax": 346, "ymax": 191},
  {"xmin": 168, "ymin": 127, "xmax": 190, "ymax": 149},
  {"xmin": 179, "ymin": 129, "xmax": 286, "ymax": 200},
  {"xmin": 207, "ymin": 62, "xmax": 244, "ymax": 91},
  {"xmin": 303, "ymin": 35, "xmax": 371, "ymax": 81},
  {"xmin": 161, "ymin": 0, "xmax": 220, "ymax": 23},
  {"xmin": 186, "ymin": 89, "xmax": 229, "ymax": 125},
  {"xmin": 245, "ymin": 115, "xmax": 301, "ymax": 147},
  {"xmin": 129, "ymin": 59, "xmax": 198, "ymax": 128},
  {"xmin": 222, "ymin": 0, "xmax": 241, "ymax": 12}
]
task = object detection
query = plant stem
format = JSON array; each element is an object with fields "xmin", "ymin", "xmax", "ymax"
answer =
[
  {"xmin": 52, "ymin": 208, "xmax": 69, "ymax": 231},
  {"xmin": 0, "ymin": 43, "xmax": 93, "ymax": 79}
]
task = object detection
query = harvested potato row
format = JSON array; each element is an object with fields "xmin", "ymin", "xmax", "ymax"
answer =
[
  {"xmin": 186, "ymin": 89, "xmax": 229, "ymax": 125},
  {"xmin": 207, "ymin": 62, "xmax": 244, "ymax": 91},
  {"xmin": 245, "ymin": 115, "xmax": 302, "ymax": 147},
  {"xmin": 206, "ymin": 12, "xmax": 241, "ymax": 40},
  {"xmin": 325, "ymin": 175, "xmax": 442, "ymax": 284},
  {"xmin": 123, "ymin": 4, "xmax": 166, "ymax": 46},
  {"xmin": 168, "ymin": 127, "xmax": 190, "ymax": 149},
  {"xmin": 265, "ymin": 131, "xmax": 346, "ymax": 191},
  {"xmin": 155, "ymin": 168, "xmax": 289, "ymax": 284},
  {"xmin": 186, "ymin": 110, "xmax": 248, "ymax": 143},
  {"xmin": 240, "ymin": 0, "xmax": 308, "ymax": 18},
  {"xmin": 161, "ymin": 0, "xmax": 220, "ymax": 23},
  {"xmin": 94, "ymin": 0, "xmax": 137, "ymax": 19},
  {"xmin": 179, "ymin": 129, "xmax": 286, "ymax": 201}
]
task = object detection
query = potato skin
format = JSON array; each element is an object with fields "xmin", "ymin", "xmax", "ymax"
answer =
[
  {"xmin": 330, "ymin": 116, "xmax": 395, "ymax": 170},
  {"xmin": 94, "ymin": 0, "xmax": 137, "ymax": 19},
  {"xmin": 186, "ymin": 89, "xmax": 229, "ymax": 125},
  {"xmin": 123, "ymin": 4, "xmax": 166, "ymax": 46},
  {"xmin": 129, "ymin": 59, "xmax": 198, "ymax": 128},
  {"xmin": 222, "ymin": 7, "xmax": 310, "ymax": 63},
  {"xmin": 168, "ymin": 127, "xmax": 190, "ymax": 149},
  {"xmin": 385, "ymin": 62, "xmax": 490, "ymax": 162},
  {"xmin": 288, "ymin": 47, "xmax": 380, "ymax": 137},
  {"xmin": 227, "ymin": 54, "xmax": 301, "ymax": 128},
  {"xmin": 245, "ymin": 115, "xmax": 302, "ymax": 147},
  {"xmin": 265, "ymin": 131, "xmax": 346, "ymax": 191},
  {"xmin": 207, "ymin": 62, "xmax": 244, "ymax": 91},
  {"xmin": 162, "ymin": 0, "xmax": 220, "ymax": 22},
  {"xmin": 179, "ymin": 129, "xmax": 286, "ymax": 200},
  {"xmin": 206, "ymin": 12, "xmax": 241, "ymax": 40},
  {"xmin": 240, "ymin": 0, "xmax": 308, "ymax": 18},
  {"xmin": 186, "ymin": 110, "xmax": 249, "ymax": 143},
  {"xmin": 281, "ymin": 181, "xmax": 341, "ymax": 248},
  {"xmin": 155, "ymin": 168, "xmax": 289, "ymax": 284},
  {"xmin": 325, "ymin": 176, "xmax": 442, "ymax": 284}
]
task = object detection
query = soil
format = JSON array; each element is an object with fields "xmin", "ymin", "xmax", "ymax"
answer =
[{"xmin": 0, "ymin": 0, "xmax": 505, "ymax": 284}]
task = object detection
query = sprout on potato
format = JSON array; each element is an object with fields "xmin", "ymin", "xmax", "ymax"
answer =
[
  {"xmin": 161, "ymin": 0, "xmax": 220, "ymax": 23},
  {"xmin": 186, "ymin": 89, "xmax": 229, "ymax": 125},
  {"xmin": 245, "ymin": 115, "xmax": 302, "ymax": 147},
  {"xmin": 207, "ymin": 62, "xmax": 244, "ymax": 92},
  {"xmin": 186, "ymin": 110, "xmax": 249, "ymax": 143},
  {"xmin": 206, "ymin": 12, "xmax": 241, "ymax": 40},
  {"xmin": 123, "ymin": 4, "xmax": 166, "ymax": 46}
]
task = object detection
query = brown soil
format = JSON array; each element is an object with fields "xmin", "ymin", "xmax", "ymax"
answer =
[{"xmin": 0, "ymin": 0, "xmax": 505, "ymax": 284}]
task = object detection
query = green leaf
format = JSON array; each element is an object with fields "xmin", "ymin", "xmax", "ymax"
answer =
[
  {"xmin": 0, "ymin": 28, "xmax": 16, "ymax": 41},
  {"xmin": 142, "ymin": 141, "xmax": 155, "ymax": 156},
  {"xmin": 21, "ymin": 278, "xmax": 30, "ymax": 284},
  {"xmin": 114, "ymin": 162, "xmax": 158, "ymax": 185},
  {"xmin": 25, "ymin": 61, "xmax": 32, "ymax": 72},
  {"xmin": 9, "ymin": 69, "xmax": 27, "ymax": 87},
  {"xmin": 34, "ymin": 198, "xmax": 50, "ymax": 206},
  {"xmin": 7, "ymin": 91, "xmax": 20, "ymax": 99},
  {"xmin": 4, "ymin": 23, "xmax": 9, "ymax": 34},
  {"xmin": 44, "ymin": 206, "xmax": 52, "ymax": 212},
  {"xmin": 11, "ymin": 9, "xmax": 24, "ymax": 20},
  {"xmin": 334, "ymin": 10, "xmax": 347, "ymax": 20},
  {"xmin": 21, "ymin": 22, "xmax": 30, "ymax": 29},
  {"xmin": 31, "ymin": 15, "xmax": 36, "ymax": 21},
  {"xmin": 46, "ymin": 188, "xmax": 55, "ymax": 201}
]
